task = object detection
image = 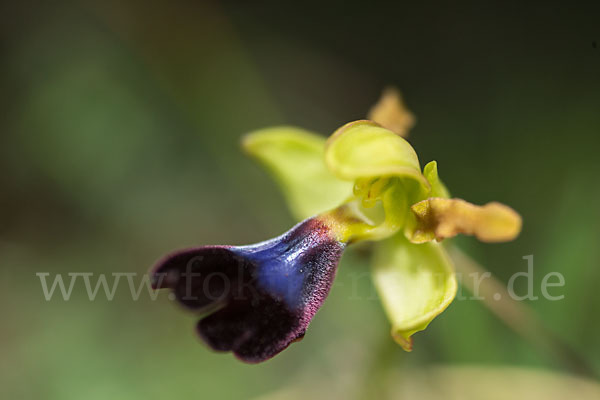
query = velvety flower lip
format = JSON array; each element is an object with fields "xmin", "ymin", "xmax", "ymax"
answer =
[{"xmin": 151, "ymin": 217, "xmax": 346, "ymax": 363}]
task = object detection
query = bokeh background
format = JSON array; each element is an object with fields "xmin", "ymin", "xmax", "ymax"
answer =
[{"xmin": 2, "ymin": 1, "xmax": 599, "ymax": 399}]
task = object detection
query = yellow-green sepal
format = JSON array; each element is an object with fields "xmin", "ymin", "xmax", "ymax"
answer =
[
  {"xmin": 372, "ymin": 233, "xmax": 457, "ymax": 350},
  {"xmin": 242, "ymin": 126, "xmax": 353, "ymax": 221},
  {"xmin": 324, "ymin": 120, "xmax": 430, "ymax": 189}
]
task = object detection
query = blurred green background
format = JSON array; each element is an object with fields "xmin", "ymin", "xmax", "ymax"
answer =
[{"xmin": 1, "ymin": 1, "xmax": 599, "ymax": 399}]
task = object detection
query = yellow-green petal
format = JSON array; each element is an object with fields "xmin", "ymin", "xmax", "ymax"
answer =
[
  {"xmin": 372, "ymin": 234, "xmax": 457, "ymax": 351},
  {"xmin": 423, "ymin": 161, "xmax": 450, "ymax": 199},
  {"xmin": 242, "ymin": 126, "xmax": 353, "ymax": 221},
  {"xmin": 324, "ymin": 120, "xmax": 430, "ymax": 189}
]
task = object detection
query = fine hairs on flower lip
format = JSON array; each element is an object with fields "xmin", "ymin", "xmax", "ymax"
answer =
[{"xmin": 151, "ymin": 217, "xmax": 346, "ymax": 363}]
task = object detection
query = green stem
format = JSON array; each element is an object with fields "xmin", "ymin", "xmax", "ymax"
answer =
[{"xmin": 449, "ymin": 246, "xmax": 598, "ymax": 380}]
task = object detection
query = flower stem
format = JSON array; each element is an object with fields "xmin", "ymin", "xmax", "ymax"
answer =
[{"xmin": 448, "ymin": 246, "xmax": 598, "ymax": 379}]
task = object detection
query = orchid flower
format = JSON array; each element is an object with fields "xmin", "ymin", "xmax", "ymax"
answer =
[{"xmin": 151, "ymin": 89, "xmax": 522, "ymax": 362}]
